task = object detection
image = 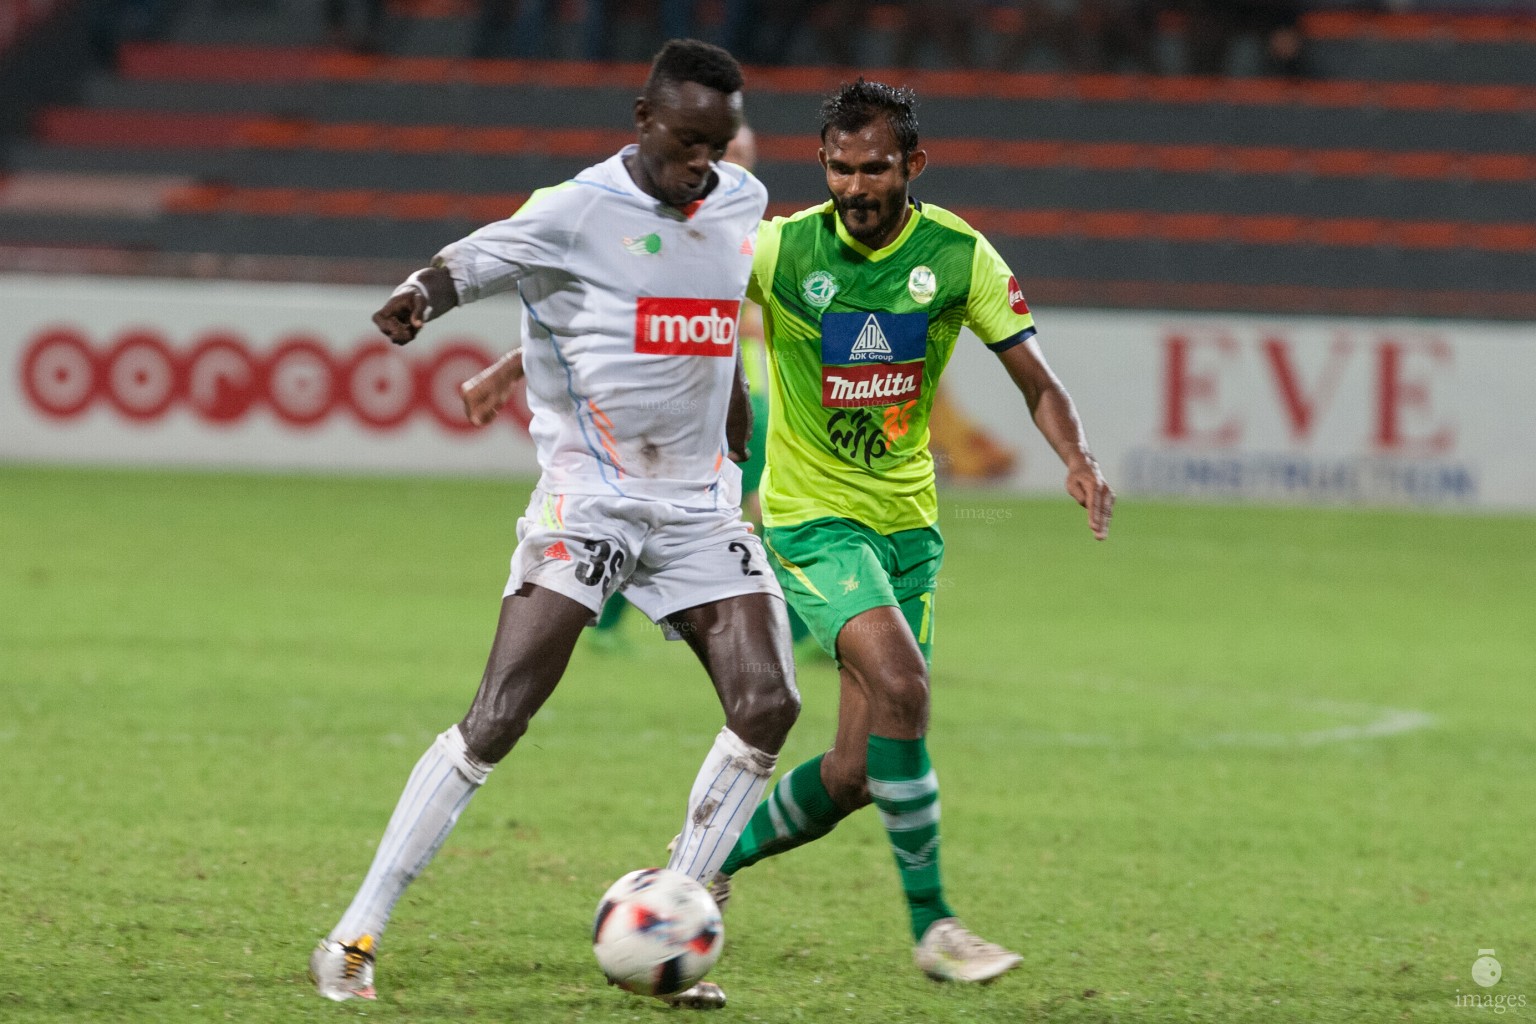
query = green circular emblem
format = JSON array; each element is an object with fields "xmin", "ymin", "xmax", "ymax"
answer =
[
  {"xmin": 802, "ymin": 270, "xmax": 838, "ymax": 308},
  {"xmin": 908, "ymin": 266, "xmax": 937, "ymax": 305}
]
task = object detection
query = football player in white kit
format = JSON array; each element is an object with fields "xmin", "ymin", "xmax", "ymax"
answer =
[{"xmin": 309, "ymin": 40, "xmax": 798, "ymax": 1008}]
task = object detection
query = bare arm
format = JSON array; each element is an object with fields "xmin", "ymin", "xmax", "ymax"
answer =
[
  {"xmin": 996, "ymin": 337, "xmax": 1114, "ymax": 540},
  {"xmin": 460, "ymin": 347, "xmax": 525, "ymax": 426},
  {"xmin": 371, "ymin": 264, "xmax": 460, "ymax": 345},
  {"xmin": 725, "ymin": 347, "xmax": 753, "ymax": 463}
]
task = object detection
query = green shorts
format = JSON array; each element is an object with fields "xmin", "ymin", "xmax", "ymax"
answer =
[
  {"xmin": 739, "ymin": 391, "xmax": 771, "ymax": 497},
  {"xmin": 762, "ymin": 517, "xmax": 944, "ymax": 664}
]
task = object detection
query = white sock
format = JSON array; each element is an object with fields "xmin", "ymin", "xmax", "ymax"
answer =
[
  {"xmin": 330, "ymin": 725, "xmax": 492, "ymax": 946},
  {"xmin": 667, "ymin": 727, "xmax": 777, "ymax": 884}
]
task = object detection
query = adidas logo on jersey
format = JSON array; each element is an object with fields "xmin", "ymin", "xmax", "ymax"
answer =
[
  {"xmin": 543, "ymin": 541, "xmax": 572, "ymax": 561},
  {"xmin": 848, "ymin": 314, "xmax": 893, "ymax": 361},
  {"xmin": 634, "ymin": 298, "xmax": 741, "ymax": 357}
]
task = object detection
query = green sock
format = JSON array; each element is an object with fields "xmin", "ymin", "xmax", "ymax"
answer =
[
  {"xmin": 594, "ymin": 595, "xmax": 627, "ymax": 631},
  {"xmin": 720, "ymin": 754, "xmax": 847, "ymax": 875},
  {"xmin": 867, "ymin": 734, "xmax": 954, "ymax": 941},
  {"xmin": 787, "ymin": 604, "xmax": 810, "ymax": 645}
]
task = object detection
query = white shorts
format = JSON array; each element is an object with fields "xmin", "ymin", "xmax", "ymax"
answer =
[{"xmin": 505, "ymin": 487, "xmax": 783, "ymax": 629}]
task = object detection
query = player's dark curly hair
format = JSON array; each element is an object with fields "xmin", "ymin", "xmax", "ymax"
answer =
[
  {"xmin": 644, "ymin": 38, "xmax": 744, "ymax": 99},
  {"xmin": 819, "ymin": 78, "xmax": 920, "ymax": 159}
]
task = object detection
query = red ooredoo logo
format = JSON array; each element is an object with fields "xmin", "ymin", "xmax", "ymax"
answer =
[
  {"xmin": 634, "ymin": 298, "xmax": 740, "ymax": 356},
  {"xmin": 18, "ymin": 327, "xmax": 532, "ymax": 433}
]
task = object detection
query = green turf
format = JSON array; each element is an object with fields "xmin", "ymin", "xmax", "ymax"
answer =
[{"xmin": 2, "ymin": 466, "xmax": 1531, "ymax": 1022}]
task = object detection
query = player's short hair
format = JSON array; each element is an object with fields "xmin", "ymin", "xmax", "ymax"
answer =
[
  {"xmin": 820, "ymin": 78, "xmax": 920, "ymax": 159},
  {"xmin": 643, "ymin": 39, "xmax": 744, "ymax": 101}
]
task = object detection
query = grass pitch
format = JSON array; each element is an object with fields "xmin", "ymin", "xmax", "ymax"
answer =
[{"xmin": 1, "ymin": 466, "xmax": 1532, "ymax": 1023}]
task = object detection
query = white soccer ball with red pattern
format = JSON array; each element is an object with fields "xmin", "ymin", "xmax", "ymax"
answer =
[{"xmin": 592, "ymin": 867, "xmax": 723, "ymax": 996}]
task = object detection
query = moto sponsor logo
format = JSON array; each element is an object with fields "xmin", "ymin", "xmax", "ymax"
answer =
[
  {"xmin": 635, "ymin": 298, "xmax": 740, "ymax": 356},
  {"xmin": 822, "ymin": 360, "xmax": 924, "ymax": 408}
]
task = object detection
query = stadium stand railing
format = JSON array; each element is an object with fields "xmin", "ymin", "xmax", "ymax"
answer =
[{"xmin": 0, "ymin": 4, "xmax": 1532, "ymax": 319}]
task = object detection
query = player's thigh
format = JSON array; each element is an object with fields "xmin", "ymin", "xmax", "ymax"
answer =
[
  {"xmin": 621, "ymin": 506, "xmax": 783, "ymax": 628},
  {"xmin": 761, "ymin": 517, "xmax": 897, "ymax": 660},
  {"xmin": 889, "ymin": 525, "xmax": 945, "ymax": 666},
  {"xmin": 507, "ymin": 489, "xmax": 643, "ymax": 615}
]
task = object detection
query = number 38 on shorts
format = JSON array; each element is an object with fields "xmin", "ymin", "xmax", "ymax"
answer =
[{"xmin": 504, "ymin": 488, "xmax": 783, "ymax": 627}]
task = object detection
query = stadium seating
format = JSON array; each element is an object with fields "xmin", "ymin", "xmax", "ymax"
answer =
[{"xmin": 0, "ymin": 0, "xmax": 1531, "ymax": 318}]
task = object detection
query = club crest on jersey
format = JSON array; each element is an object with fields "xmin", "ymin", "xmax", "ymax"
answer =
[
  {"xmin": 634, "ymin": 297, "xmax": 740, "ymax": 356},
  {"xmin": 819, "ymin": 311, "xmax": 927, "ymax": 408},
  {"xmin": 802, "ymin": 270, "xmax": 838, "ymax": 309},
  {"xmin": 623, "ymin": 233, "xmax": 662, "ymax": 255},
  {"xmin": 908, "ymin": 266, "xmax": 937, "ymax": 305}
]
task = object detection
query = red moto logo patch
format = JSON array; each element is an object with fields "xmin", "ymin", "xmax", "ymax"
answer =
[
  {"xmin": 1007, "ymin": 276, "xmax": 1029, "ymax": 315},
  {"xmin": 635, "ymin": 298, "xmax": 740, "ymax": 356}
]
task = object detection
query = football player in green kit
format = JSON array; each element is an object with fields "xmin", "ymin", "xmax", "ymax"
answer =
[{"xmin": 696, "ymin": 77, "xmax": 1115, "ymax": 995}]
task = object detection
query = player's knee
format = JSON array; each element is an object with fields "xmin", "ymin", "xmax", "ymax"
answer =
[
  {"xmin": 721, "ymin": 666, "xmax": 800, "ymax": 748},
  {"xmin": 822, "ymin": 752, "xmax": 870, "ymax": 811},
  {"xmin": 459, "ymin": 667, "xmax": 551, "ymax": 763},
  {"xmin": 457, "ymin": 714, "xmax": 525, "ymax": 764},
  {"xmin": 880, "ymin": 669, "xmax": 930, "ymax": 728}
]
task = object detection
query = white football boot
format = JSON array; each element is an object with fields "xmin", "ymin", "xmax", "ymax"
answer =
[
  {"xmin": 913, "ymin": 918, "xmax": 1022, "ymax": 983},
  {"xmin": 309, "ymin": 934, "xmax": 378, "ymax": 1001}
]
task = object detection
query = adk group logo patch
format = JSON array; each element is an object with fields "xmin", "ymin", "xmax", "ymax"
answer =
[{"xmin": 819, "ymin": 311, "xmax": 927, "ymax": 408}]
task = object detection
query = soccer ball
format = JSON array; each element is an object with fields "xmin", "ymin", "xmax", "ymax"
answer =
[{"xmin": 592, "ymin": 867, "xmax": 723, "ymax": 996}]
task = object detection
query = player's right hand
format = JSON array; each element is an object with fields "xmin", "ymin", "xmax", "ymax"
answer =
[{"xmin": 372, "ymin": 291, "xmax": 426, "ymax": 345}]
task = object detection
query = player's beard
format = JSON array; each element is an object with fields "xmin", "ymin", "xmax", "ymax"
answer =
[{"xmin": 833, "ymin": 191, "xmax": 907, "ymax": 248}]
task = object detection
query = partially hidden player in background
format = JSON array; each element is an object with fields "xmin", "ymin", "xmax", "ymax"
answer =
[
  {"xmin": 699, "ymin": 78, "xmax": 1114, "ymax": 996},
  {"xmin": 309, "ymin": 40, "xmax": 800, "ymax": 1005},
  {"xmin": 464, "ymin": 122, "xmax": 815, "ymax": 655}
]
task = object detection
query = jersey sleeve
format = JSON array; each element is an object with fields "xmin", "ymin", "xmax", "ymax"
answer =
[
  {"xmin": 433, "ymin": 183, "xmax": 576, "ymax": 305},
  {"xmin": 746, "ymin": 216, "xmax": 782, "ymax": 308},
  {"xmin": 964, "ymin": 232, "xmax": 1037, "ymax": 353}
]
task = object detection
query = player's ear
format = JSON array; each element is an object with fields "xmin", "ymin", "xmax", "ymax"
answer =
[
  {"xmin": 817, "ymin": 147, "xmax": 829, "ymax": 170},
  {"xmin": 634, "ymin": 96, "xmax": 652, "ymax": 134},
  {"xmin": 905, "ymin": 149, "xmax": 928, "ymax": 180}
]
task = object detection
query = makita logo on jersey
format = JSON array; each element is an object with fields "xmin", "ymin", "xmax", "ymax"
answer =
[
  {"xmin": 822, "ymin": 360, "xmax": 924, "ymax": 408},
  {"xmin": 635, "ymin": 298, "xmax": 740, "ymax": 356}
]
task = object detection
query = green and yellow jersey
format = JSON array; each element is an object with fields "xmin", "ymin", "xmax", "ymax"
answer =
[{"xmin": 748, "ymin": 199, "xmax": 1037, "ymax": 534}]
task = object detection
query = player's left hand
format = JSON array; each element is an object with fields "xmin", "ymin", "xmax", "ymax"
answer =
[
  {"xmin": 1066, "ymin": 463, "xmax": 1114, "ymax": 540},
  {"xmin": 727, "ymin": 444, "xmax": 750, "ymax": 464},
  {"xmin": 460, "ymin": 349, "xmax": 524, "ymax": 426}
]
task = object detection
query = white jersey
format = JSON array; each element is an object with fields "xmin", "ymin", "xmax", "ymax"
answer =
[{"xmin": 437, "ymin": 146, "xmax": 767, "ymax": 510}]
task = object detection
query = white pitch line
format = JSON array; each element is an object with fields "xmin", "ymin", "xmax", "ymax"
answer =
[
  {"xmin": 1013, "ymin": 689, "xmax": 1437, "ymax": 749},
  {"xmin": 1205, "ymin": 707, "xmax": 1437, "ymax": 748}
]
